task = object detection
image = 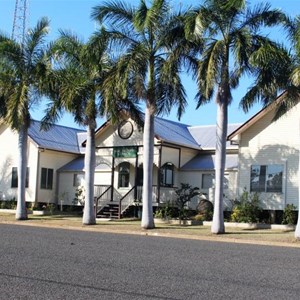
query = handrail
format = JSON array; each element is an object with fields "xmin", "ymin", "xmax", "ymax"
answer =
[
  {"xmin": 118, "ymin": 186, "xmax": 136, "ymax": 219},
  {"xmin": 96, "ymin": 185, "xmax": 112, "ymax": 215},
  {"xmin": 96, "ymin": 185, "xmax": 112, "ymax": 201}
]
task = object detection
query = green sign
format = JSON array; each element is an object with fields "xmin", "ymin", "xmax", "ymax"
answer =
[{"xmin": 113, "ymin": 146, "xmax": 137, "ymax": 158}]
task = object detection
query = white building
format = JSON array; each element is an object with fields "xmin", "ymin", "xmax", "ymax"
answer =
[{"xmin": 0, "ymin": 116, "xmax": 239, "ymax": 217}]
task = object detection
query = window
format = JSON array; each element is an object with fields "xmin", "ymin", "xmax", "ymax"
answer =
[
  {"xmin": 137, "ymin": 167, "xmax": 143, "ymax": 186},
  {"xmin": 160, "ymin": 163, "xmax": 174, "ymax": 187},
  {"xmin": 73, "ymin": 174, "xmax": 84, "ymax": 187},
  {"xmin": 202, "ymin": 174, "xmax": 214, "ymax": 189},
  {"xmin": 11, "ymin": 167, "xmax": 29, "ymax": 188},
  {"xmin": 41, "ymin": 168, "xmax": 53, "ymax": 190},
  {"xmin": 118, "ymin": 162, "xmax": 130, "ymax": 188},
  {"xmin": 201, "ymin": 173, "xmax": 228, "ymax": 189},
  {"xmin": 250, "ymin": 165, "xmax": 283, "ymax": 193}
]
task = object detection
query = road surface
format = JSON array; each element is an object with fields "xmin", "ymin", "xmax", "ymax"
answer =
[{"xmin": 0, "ymin": 224, "xmax": 299, "ymax": 299}]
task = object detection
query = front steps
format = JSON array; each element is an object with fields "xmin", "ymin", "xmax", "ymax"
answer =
[{"xmin": 97, "ymin": 203, "xmax": 119, "ymax": 219}]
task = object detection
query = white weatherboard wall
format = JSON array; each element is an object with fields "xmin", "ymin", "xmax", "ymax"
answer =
[
  {"xmin": 58, "ymin": 172, "xmax": 79, "ymax": 206},
  {"xmin": 95, "ymin": 120, "xmax": 144, "ymax": 148},
  {"xmin": 179, "ymin": 170, "xmax": 238, "ymax": 209},
  {"xmin": 38, "ymin": 150, "xmax": 78, "ymax": 204},
  {"xmin": 0, "ymin": 124, "xmax": 38, "ymax": 202},
  {"xmin": 161, "ymin": 146, "xmax": 180, "ymax": 167},
  {"xmin": 238, "ymin": 103, "xmax": 300, "ymax": 210},
  {"xmin": 180, "ymin": 148, "xmax": 199, "ymax": 167}
]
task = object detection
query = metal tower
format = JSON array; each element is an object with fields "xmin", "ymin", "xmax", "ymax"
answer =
[{"xmin": 12, "ymin": 0, "xmax": 29, "ymax": 45}]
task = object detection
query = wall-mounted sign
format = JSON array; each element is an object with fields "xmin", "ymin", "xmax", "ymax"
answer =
[{"xmin": 113, "ymin": 146, "xmax": 137, "ymax": 158}]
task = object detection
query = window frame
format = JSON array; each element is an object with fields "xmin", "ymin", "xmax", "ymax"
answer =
[
  {"xmin": 250, "ymin": 164, "xmax": 283, "ymax": 193},
  {"xmin": 73, "ymin": 173, "xmax": 84, "ymax": 187},
  {"xmin": 201, "ymin": 173, "xmax": 229, "ymax": 190},
  {"xmin": 40, "ymin": 168, "xmax": 54, "ymax": 190},
  {"xmin": 118, "ymin": 162, "xmax": 130, "ymax": 188},
  {"xmin": 160, "ymin": 163, "xmax": 174, "ymax": 187},
  {"xmin": 11, "ymin": 167, "xmax": 29, "ymax": 188},
  {"xmin": 201, "ymin": 173, "xmax": 214, "ymax": 189}
]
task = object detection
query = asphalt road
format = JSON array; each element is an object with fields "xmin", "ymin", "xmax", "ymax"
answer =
[{"xmin": 0, "ymin": 224, "xmax": 300, "ymax": 299}]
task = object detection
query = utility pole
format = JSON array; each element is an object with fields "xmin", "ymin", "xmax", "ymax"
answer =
[{"xmin": 12, "ymin": 0, "xmax": 29, "ymax": 45}]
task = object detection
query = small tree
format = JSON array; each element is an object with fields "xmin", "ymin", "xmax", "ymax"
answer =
[
  {"xmin": 175, "ymin": 183, "xmax": 200, "ymax": 220},
  {"xmin": 282, "ymin": 204, "xmax": 297, "ymax": 225},
  {"xmin": 231, "ymin": 189, "xmax": 262, "ymax": 223}
]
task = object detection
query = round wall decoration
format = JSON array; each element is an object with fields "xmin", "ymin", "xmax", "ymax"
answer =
[{"xmin": 118, "ymin": 121, "xmax": 133, "ymax": 139}]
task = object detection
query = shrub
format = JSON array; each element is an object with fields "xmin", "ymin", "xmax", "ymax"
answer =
[
  {"xmin": 73, "ymin": 186, "xmax": 85, "ymax": 205},
  {"xmin": 175, "ymin": 183, "xmax": 201, "ymax": 220},
  {"xmin": 197, "ymin": 199, "xmax": 213, "ymax": 221},
  {"xmin": 231, "ymin": 189, "xmax": 261, "ymax": 223},
  {"xmin": 154, "ymin": 202, "xmax": 178, "ymax": 219},
  {"xmin": 194, "ymin": 214, "xmax": 205, "ymax": 222},
  {"xmin": 0, "ymin": 199, "xmax": 17, "ymax": 209},
  {"xmin": 282, "ymin": 204, "xmax": 297, "ymax": 225}
]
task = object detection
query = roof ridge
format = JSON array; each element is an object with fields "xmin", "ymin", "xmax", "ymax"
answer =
[
  {"xmin": 31, "ymin": 119, "xmax": 85, "ymax": 132},
  {"xmin": 154, "ymin": 115, "xmax": 191, "ymax": 127},
  {"xmin": 188, "ymin": 123, "xmax": 242, "ymax": 129}
]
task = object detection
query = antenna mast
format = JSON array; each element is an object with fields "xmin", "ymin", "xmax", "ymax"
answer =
[{"xmin": 12, "ymin": 0, "xmax": 29, "ymax": 45}]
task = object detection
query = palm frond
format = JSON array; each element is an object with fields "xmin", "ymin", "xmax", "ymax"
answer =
[
  {"xmin": 91, "ymin": 0, "xmax": 135, "ymax": 28},
  {"xmin": 196, "ymin": 39, "xmax": 223, "ymax": 104},
  {"xmin": 240, "ymin": 43, "xmax": 291, "ymax": 113},
  {"xmin": 25, "ymin": 17, "xmax": 49, "ymax": 56},
  {"xmin": 242, "ymin": 3, "xmax": 289, "ymax": 31},
  {"xmin": 273, "ymin": 88, "xmax": 300, "ymax": 120}
]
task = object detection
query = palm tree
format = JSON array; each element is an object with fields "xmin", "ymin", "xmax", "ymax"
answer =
[
  {"xmin": 185, "ymin": 0, "xmax": 289, "ymax": 233},
  {"xmin": 240, "ymin": 15, "xmax": 300, "ymax": 239},
  {"xmin": 42, "ymin": 30, "xmax": 111, "ymax": 225},
  {"xmin": 92, "ymin": 0, "xmax": 188, "ymax": 229},
  {"xmin": 43, "ymin": 29, "xmax": 140, "ymax": 225},
  {"xmin": 0, "ymin": 18, "xmax": 51, "ymax": 220}
]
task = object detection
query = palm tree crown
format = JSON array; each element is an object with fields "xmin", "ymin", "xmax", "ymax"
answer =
[
  {"xmin": 0, "ymin": 17, "xmax": 50, "ymax": 129},
  {"xmin": 92, "ymin": 0, "xmax": 187, "ymax": 116}
]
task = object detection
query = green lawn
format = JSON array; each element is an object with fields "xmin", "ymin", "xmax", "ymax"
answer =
[{"xmin": 0, "ymin": 212, "xmax": 298, "ymax": 247}]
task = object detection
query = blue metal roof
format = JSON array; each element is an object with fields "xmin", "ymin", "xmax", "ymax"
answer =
[
  {"xmin": 153, "ymin": 116, "xmax": 240, "ymax": 150},
  {"xmin": 29, "ymin": 120, "xmax": 85, "ymax": 154},
  {"xmin": 181, "ymin": 153, "xmax": 238, "ymax": 171},
  {"xmin": 188, "ymin": 124, "xmax": 240, "ymax": 149},
  {"xmin": 58, "ymin": 156, "xmax": 85, "ymax": 172},
  {"xmin": 153, "ymin": 116, "xmax": 200, "ymax": 149},
  {"xmin": 58, "ymin": 156, "xmax": 111, "ymax": 172}
]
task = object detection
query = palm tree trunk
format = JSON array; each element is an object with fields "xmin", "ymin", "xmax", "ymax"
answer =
[
  {"xmin": 16, "ymin": 124, "xmax": 28, "ymax": 220},
  {"xmin": 211, "ymin": 101, "xmax": 227, "ymax": 234},
  {"xmin": 141, "ymin": 106, "xmax": 155, "ymax": 229},
  {"xmin": 82, "ymin": 120, "xmax": 96, "ymax": 225}
]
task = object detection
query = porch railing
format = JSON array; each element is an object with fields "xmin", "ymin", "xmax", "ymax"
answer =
[
  {"xmin": 95, "ymin": 185, "xmax": 112, "ymax": 215},
  {"xmin": 119, "ymin": 186, "xmax": 136, "ymax": 218},
  {"xmin": 94, "ymin": 185, "xmax": 111, "ymax": 198},
  {"xmin": 95, "ymin": 184, "xmax": 178, "ymax": 218},
  {"xmin": 136, "ymin": 185, "xmax": 176, "ymax": 203},
  {"xmin": 159, "ymin": 186, "xmax": 177, "ymax": 204}
]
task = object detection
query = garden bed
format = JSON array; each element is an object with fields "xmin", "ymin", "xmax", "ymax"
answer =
[
  {"xmin": 154, "ymin": 218, "xmax": 203, "ymax": 226},
  {"xmin": 203, "ymin": 221, "xmax": 295, "ymax": 230},
  {"xmin": 0, "ymin": 209, "xmax": 32, "ymax": 214}
]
